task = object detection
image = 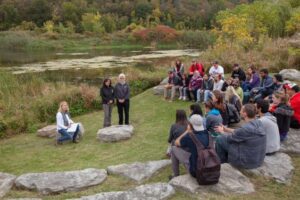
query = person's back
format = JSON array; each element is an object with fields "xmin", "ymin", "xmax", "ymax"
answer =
[
  {"xmin": 227, "ymin": 119, "xmax": 266, "ymax": 168},
  {"xmin": 259, "ymin": 113, "xmax": 280, "ymax": 154},
  {"xmin": 168, "ymin": 123, "xmax": 187, "ymax": 144},
  {"xmin": 205, "ymin": 103, "xmax": 223, "ymax": 134}
]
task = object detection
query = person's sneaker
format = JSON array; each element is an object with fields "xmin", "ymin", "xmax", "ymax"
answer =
[
  {"xmin": 178, "ymin": 96, "xmax": 182, "ymax": 100},
  {"xmin": 183, "ymin": 97, "xmax": 186, "ymax": 101}
]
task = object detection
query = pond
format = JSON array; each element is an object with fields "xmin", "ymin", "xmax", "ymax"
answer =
[{"xmin": 0, "ymin": 48, "xmax": 201, "ymax": 85}]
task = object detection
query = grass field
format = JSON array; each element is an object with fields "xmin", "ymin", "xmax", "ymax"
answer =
[{"xmin": 1, "ymin": 89, "xmax": 300, "ymax": 199}]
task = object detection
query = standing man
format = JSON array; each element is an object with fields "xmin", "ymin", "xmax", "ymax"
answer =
[
  {"xmin": 209, "ymin": 61, "xmax": 224, "ymax": 78},
  {"xmin": 115, "ymin": 73, "xmax": 130, "ymax": 125}
]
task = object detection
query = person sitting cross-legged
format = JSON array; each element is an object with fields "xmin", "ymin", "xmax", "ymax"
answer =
[
  {"xmin": 215, "ymin": 104, "xmax": 266, "ymax": 169},
  {"xmin": 164, "ymin": 71, "xmax": 181, "ymax": 102},
  {"xmin": 169, "ymin": 114, "xmax": 209, "ymax": 179}
]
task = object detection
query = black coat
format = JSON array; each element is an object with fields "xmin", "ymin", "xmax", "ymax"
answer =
[
  {"xmin": 231, "ymin": 68, "xmax": 246, "ymax": 82},
  {"xmin": 100, "ymin": 86, "xmax": 114, "ymax": 104},
  {"xmin": 273, "ymin": 103, "xmax": 294, "ymax": 133}
]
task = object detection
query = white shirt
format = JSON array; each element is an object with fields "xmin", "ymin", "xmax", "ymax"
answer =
[
  {"xmin": 213, "ymin": 80, "xmax": 224, "ymax": 91},
  {"xmin": 56, "ymin": 112, "xmax": 74, "ymax": 130},
  {"xmin": 259, "ymin": 114, "xmax": 280, "ymax": 153},
  {"xmin": 209, "ymin": 65, "xmax": 224, "ymax": 77}
]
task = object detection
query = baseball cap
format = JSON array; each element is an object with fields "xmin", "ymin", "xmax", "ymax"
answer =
[
  {"xmin": 284, "ymin": 82, "xmax": 297, "ymax": 90},
  {"xmin": 189, "ymin": 114, "xmax": 204, "ymax": 131}
]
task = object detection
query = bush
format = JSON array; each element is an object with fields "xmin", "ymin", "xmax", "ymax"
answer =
[{"xmin": 132, "ymin": 25, "xmax": 178, "ymax": 43}]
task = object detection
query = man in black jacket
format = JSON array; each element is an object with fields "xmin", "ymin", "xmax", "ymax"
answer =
[
  {"xmin": 114, "ymin": 73, "xmax": 130, "ymax": 125},
  {"xmin": 231, "ymin": 63, "xmax": 246, "ymax": 82}
]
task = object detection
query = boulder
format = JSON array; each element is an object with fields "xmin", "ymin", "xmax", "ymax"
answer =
[
  {"xmin": 107, "ymin": 160, "xmax": 171, "ymax": 183},
  {"xmin": 281, "ymin": 129, "xmax": 300, "ymax": 154},
  {"xmin": 244, "ymin": 153, "xmax": 294, "ymax": 185},
  {"xmin": 160, "ymin": 77, "xmax": 169, "ymax": 85},
  {"xmin": 153, "ymin": 85, "xmax": 165, "ymax": 95},
  {"xmin": 37, "ymin": 125, "xmax": 57, "ymax": 138},
  {"xmin": 97, "ymin": 125, "xmax": 134, "ymax": 142},
  {"xmin": 71, "ymin": 183, "xmax": 175, "ymax": 200},
  {"xmin": 15, "ymin": 168, "xmax": 107, "ymax": 195},
  {"xmin": 279, "ymin": 69, "xmax": 300, "ymax": 81},
  {"xmin": 7, "ymin": 199, "xmax": 42, "ymax": 200},
  {"xmin": 38, "ymin": 123, "xmax": 84, "ymax": 139},
  {"xmin": 0, "ymin": 172, "xmax": 16, "ymax": 198},
  {"xmin": 169, "ymin": 164, "xmax": 254, "ymax": 195}
]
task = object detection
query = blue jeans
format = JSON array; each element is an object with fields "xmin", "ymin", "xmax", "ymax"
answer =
[
  {"xmin": 215, "ymin": 135, "xmax": 229, "ymax": 163},
  {"xmin": 197, "ymin": 89, "xmax": 212, "ymax": 102},
  {"xmin": 58, "ymin": 125, "xmax": 79, "ymax": 142}
]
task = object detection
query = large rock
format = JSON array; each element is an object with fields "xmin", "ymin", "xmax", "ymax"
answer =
[
  {"xmin": 71, "ymin": 183, "xmax": 175, "ymax": 200},
  {"xmin": 15, "ymin": 168, "xmax": 107, "ymax": 195},
  {"xmin": 0, "ymin": 172, "xmax": 16, "ymax": 198},
  {"xmin": 107, "ymin": 160, "xmax": 171, "ymax": 183},
  {"xmin": 97, "ymin": 125, "xmax": 134, "ymax": 142},
  {"xmin": 281, "ymin": 129, "xmax": 300, "ymax": 154},
  {"xmin": 244, "ymin": 153, "xmax": 294, "ymax": 185},
  {"xmin": 37, "ymin": 125, "xmax": 57, "ymax": 138},
  {"xmin": 153, "ymin": 85, "xmax": 165, "ymax": 95},
  {"xmin": 38, "ymin": 123, "xmax": 85, "ymax": 139},
  {"xmin": 169, "ymin": 164, "xmax": 254, "ymax": 195},
  {"xmin": 7, "ymin": 199, "xmax": 42, "ymax": 200},
  {"xmin": 279, "ymin": 69, "xmax": 300, "ymax": 81}
]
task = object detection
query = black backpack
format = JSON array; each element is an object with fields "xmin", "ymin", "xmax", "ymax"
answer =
[{"xmin": 189, "ymin": 133, "xmax": 221, "ymax": 185}]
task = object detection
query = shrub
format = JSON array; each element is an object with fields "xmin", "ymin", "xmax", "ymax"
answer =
[
  {"xmin": 178, "ymin": 30, "xmax": 216, "ymax": 49},
  {"xmin": 132, "ymin": 25, "xmax": 178, "ymax": 43}
]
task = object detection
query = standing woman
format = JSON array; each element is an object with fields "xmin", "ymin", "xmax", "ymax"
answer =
[
  {"xmin": 56, "ymin": 101, "xmax": 80, "ymax": 144},
  {"xmin": 115, "ymin": 73, "xmax": 130, "ymax": 125},
  {"xmin": 100, "ymin": 78, "xmax": 114, "ymax": 127}
]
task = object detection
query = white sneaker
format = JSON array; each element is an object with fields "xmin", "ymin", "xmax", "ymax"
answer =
[
  {"xmin": 178, "ymin": 96, "xmax": 182, "ymax": 100},
  {"xmin": 183, "ymin": 97, "xmax": 186, "ymax": 101}
]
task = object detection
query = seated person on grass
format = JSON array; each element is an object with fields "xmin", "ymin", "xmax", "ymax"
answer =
[
  {"xmin": 56, "ymin": 101, "xmax": 80, "ymax": 144},
  {"xmin": 215, "ymin": 104, "xmax": 266, "ymax": 169},
  {"xmin": 170, "ymin": 114, "xmax": 208, "ymax": 179}
]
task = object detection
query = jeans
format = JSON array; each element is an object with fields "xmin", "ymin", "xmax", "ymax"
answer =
[
  {"xmin": 103, "ymin": 103, "xmax": 113, "ymax": 127},
  {"xmin": 58, "ymin": 124, "xmax": 79, "ymax": 142},
  {"xmin": 215, "ymin": 135, "xmax": 229, "ymax": 163},
  {"xmin": 117, "ymin": 99, "xmax": 130, "ymax": 125},
  {"xmin": 197, "ymin": 89, "xmax": 211, "ymax": 102},
  {"xmin": 243, "ymin": 91, "xmax": 250, "ymax": 104},
  {"xmin": 179, "ymin": 86, "xmax": 188, "ymax": 97},
  {"xmin": 190, "ymin": 89, "xmax": 198, "ymax": 101}
]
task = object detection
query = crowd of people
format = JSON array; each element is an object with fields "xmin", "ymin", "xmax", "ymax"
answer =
[{"xmin": 165, "ymin": 59, "xmax": 300, "ymax": 182}]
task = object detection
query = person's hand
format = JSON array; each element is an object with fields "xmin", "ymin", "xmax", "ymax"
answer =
[
  {"xmin": 109, "ymin": 100, "xmax": 113, "ymax": 104},
  {"xmin": 214, "ymin": 125, "xmax": 224, "ymax": 133},
  {"xmin": 119, "ymin": 99, "xmax": 125, "ymax": 103}
]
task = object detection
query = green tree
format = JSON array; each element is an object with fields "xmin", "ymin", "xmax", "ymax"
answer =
[
  {"xmin": 101, "ymin": 14, "xmax": 117, "ymax": 33},
  {"xmin": 27, "ymin": 0, "xmax": 52, "ymax": 27},
  {"xmin": 0, "ymin": 3, "xmax": 19, "ymax": 30},
  {"xmin": 135, "ymin": 2, "xmax": 153, "ymax": 20},
  {"xmin": 81, "ymin": 12, "xmax": 105, "ymax": 34}
]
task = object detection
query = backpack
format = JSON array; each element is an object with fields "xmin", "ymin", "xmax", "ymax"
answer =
[
  {"xmin": 189, "ymin": 133, "xmax": 221, "ymax": 185},
  {"xmin": 226, "ymin": 103, "xmax": 241, "ymax": 124}
]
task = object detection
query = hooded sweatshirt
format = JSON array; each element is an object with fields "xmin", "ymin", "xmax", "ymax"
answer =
[
  {"xmin": 205, "ymin": 108, "xmax": 223, "ymax": 133},
  {"xmin": 271, "ymin": 103, "xmax": 294, "ymax": 133},
  {"xmin": 259, "ymin": 113, "xmax": 280, "ymax": 154},
  {"xmin": 227, "ymin": 119, "xmax": 266, "ymax": 169}
]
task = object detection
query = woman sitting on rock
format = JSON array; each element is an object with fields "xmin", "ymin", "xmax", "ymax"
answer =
[{"xmin": 56, "ymin": 101, "xmax": 80, "ymax": 144}]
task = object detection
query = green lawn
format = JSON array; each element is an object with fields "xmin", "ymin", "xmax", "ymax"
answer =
[{"xmin": 1, "ymin": 89, "xmax": 300, "ymax": 200}]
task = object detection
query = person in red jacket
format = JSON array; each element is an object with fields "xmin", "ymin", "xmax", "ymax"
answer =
[
  {"xmin": 285, "ymin": 83, "xmax": 300, "ymax": 129},
  {"xmin": 189, "ymin": 60, "xmax": 205, "ymax": 77}
]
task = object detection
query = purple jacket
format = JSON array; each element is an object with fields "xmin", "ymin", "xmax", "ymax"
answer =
[
  {"xmin": 249, "ymin": 73, "xmax": 260, "ymax": 89},
  {"xmin": 189, "ymin": 76, "xmax": 203, "ymax": 90}
]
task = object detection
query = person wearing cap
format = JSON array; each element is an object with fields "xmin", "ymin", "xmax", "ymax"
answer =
[
  {"xmin": 231, "ymin": 63, "xmax": 246, "ymax": 82},
  {"xmin": 189, "ymin": 60, "xmax": 205, "ymax": 78},
  {"xmin": 170, "ymin": 114, "xmax": 209, "ymax": 179},
  {"xmin": 285, "ymin": 83, "xmax": 300, "ymax": 129},
  {"xmin": 215, "ymin": 104, "xmax": 266, "ymax": 169},
  {"xmin": 114, "ymin": 73, "xmax": 130, "ymax": 125},
  {"xmin": 164, "ymin": 71, "xmax": 181, "ymax": 102},
  {"xmin": 209, "ymin": 61, "xmax": 224, "ymax": 78}
]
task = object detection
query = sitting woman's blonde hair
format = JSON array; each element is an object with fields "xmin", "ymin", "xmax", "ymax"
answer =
[
  {"xmin": 58, "ymin": 101, "xmax": 69, "ymax": 113},
  {"xmin": 225, "ymin": 86, "xmax": 241, "ymax": 103}
]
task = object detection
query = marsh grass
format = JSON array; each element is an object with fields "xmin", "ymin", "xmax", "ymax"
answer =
[{"xmin": 1, "ymin": 89, "xmax": 300, "ymax": 199}]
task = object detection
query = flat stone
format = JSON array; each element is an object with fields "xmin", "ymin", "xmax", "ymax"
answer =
[
  {"xmin": 15, "ymin": 168, "xmax": 107, "ymax": 195},
  {"xmin": 7, "ymin": 199, "xmax": 42, "ymax": 200},
  {"xmin": 279, "ymin": 69, "xmax": 300, "ymax": 81},
  {"xmin": 97, "ymin": 125, "xmax": 134, "ymax": 142},
  {"xmin": 281, "ymin": 129, "xmax": 300, "ymax": 154},
  {"xmin": 37, "ymin": 125, "xmax": 57, "ymax": 138},
  {"xmin": 71, "ymin": 183, "xmax": 175, "ymax": 200},
  {"xmin": 107, "ymin": 160, "xmax": 171, "ymax": 183},
  {"xmin": 169, "ymin": 163, "xmax": 254, "ymax": 195},
  {"xmin": 0, "ymin": 172, "xmax": 16, "ymax": 198},
  {"xmin": 244, "ymin": 153, "xmax": 294, "ymax": 184}
]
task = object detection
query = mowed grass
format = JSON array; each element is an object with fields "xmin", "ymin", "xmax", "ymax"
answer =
[{"xmin": 1, "ymin": 89, "xmax": 300, "ymax": 199}]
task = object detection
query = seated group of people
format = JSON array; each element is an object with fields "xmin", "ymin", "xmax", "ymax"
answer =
[{"xmin": 166, "ymin": 60, "xmax": 300, "ymax": 180}]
